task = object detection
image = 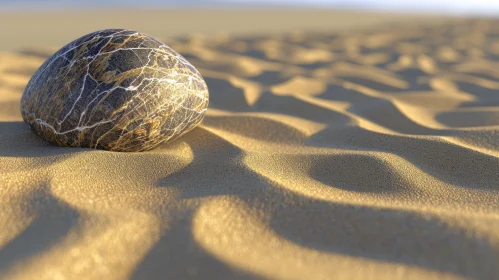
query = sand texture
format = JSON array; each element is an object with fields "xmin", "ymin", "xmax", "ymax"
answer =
[{"xmin": 1, "ymin": 13, "xmax": 499, "ymax": 280}]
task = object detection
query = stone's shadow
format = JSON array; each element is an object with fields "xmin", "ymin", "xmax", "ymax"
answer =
[{"xmin": 0, "ymin": 121, "xmax": 94, "ymax": 158}]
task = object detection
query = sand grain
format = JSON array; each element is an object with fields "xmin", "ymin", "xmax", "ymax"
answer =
[{"xmin": 0, "ymin": 11, "xmax": 498, "ymax": 280}]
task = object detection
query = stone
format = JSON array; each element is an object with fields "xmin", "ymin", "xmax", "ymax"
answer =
[{"xmin": 21, "ymin": 29, "xmax": 209, "ymax": 152}]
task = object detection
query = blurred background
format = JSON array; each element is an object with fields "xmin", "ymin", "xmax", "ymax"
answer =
[
  {"xmin": 0, "ymin": 0, "xmax": 497, "ymax": 52},
  {"xmin": 1, "ymin": 0, "xmax": 499, "ymax": 15}
]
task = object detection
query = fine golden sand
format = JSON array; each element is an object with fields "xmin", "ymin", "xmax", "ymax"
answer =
[{"xmin": 1, "ymin": 9, "xmax": 499, "ymax": 280}]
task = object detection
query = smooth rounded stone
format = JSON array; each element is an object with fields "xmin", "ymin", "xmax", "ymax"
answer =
[{"xmin": 21, "ymin": 29, "xmax": 209, "ymax": 152}]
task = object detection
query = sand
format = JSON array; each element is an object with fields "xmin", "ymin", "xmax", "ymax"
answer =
[{"xmin": 0, "ymin": 8, "xmax": 499, "ymax": 280}]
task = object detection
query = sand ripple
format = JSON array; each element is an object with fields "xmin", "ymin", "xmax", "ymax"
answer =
[{"xmin": 1, "ymin": 18, "xmax": 499, "ymax": 280}]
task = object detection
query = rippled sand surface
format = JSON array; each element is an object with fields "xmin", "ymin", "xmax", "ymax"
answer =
[{"xmin": 0, "ymin": 12, "xmax": 499, "ymax": 280}]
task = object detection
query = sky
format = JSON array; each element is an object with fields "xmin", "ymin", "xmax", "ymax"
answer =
[{"xmin": 1, "ymin": 0, "xmax": 499, "ymax": 15}]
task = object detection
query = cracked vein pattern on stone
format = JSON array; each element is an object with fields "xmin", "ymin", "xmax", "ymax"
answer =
[{"xmin": 20, "ymin": 29, "xmax": 209, "ymax": 152}]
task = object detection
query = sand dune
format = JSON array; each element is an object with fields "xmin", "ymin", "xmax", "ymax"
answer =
[{"xmin": 1, "ymin": 12, "xmax": 499, "ymax": 280}]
